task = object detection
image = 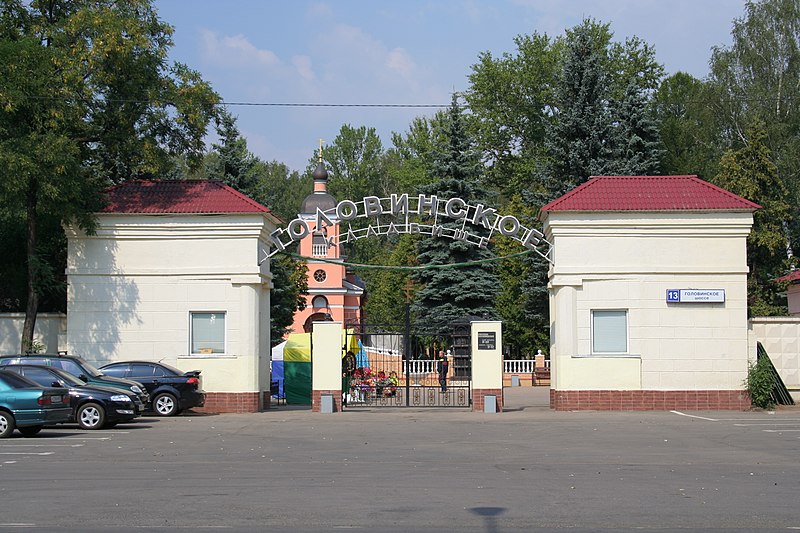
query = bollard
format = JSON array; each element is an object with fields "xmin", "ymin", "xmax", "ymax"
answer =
[{"xmin": 321, "ymin": 394, "xmax": 334, "ymax": 413}]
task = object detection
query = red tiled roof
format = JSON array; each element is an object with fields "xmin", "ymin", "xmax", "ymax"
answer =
[
  {"xmin": 100, "ymin": 180, "xmax": 271, "ymax": 214},
  {"xmin": 540, "ymin": 176, "xmax": 762, "ymax": 213},
  {"xmin": 777, "ymin": 271, "xmax": 800, "ymax": 284}
]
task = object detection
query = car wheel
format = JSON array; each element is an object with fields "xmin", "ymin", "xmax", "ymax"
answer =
[
  {"xmin": 0, "ymin": 411, "xmax": 15, "ymax": 439},
  {"xmin": 77, "ymin": 402, "xmax": 106, "ymax": 430},
  {"xmin": 18, "ymin": 425, "xmax": 43, "ymax": 437},
  {"xmin": 153, "ymin": 393, "xmax": 179, "ymax": 416}
]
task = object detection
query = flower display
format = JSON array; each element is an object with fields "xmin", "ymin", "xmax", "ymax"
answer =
[{"xmin": 350, "ymin": 367, "xmax": 399, "ymax": 397}]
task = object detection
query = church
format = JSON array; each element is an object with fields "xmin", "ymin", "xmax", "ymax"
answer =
[{"xmin": 289, "ymin": 160, "xmax": 364, "ymax": 334}]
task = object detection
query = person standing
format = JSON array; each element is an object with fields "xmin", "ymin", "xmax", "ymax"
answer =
[
  {"xmin": 342, "ymin": 351, "xmax": 356, "ymax": 406},
  {"xmin": 436, "ymin": 350, "xmax": 449, "ymax": 392}
]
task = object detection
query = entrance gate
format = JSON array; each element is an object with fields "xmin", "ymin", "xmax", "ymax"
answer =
[{"xmin": 343, "ymin": 323, "xmax": 471, "ymax": 408}]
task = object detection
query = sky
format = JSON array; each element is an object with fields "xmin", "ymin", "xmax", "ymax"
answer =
[{"xmin": 154, "ymin": 0, "xmax": 749, "ymax": 174}]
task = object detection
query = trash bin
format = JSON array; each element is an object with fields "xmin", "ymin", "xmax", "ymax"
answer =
[
  {"xmin": 484, "ymin": 394, "xmax": 497, "ymax": 413},
  {"xmin": 321, "ymin": 394, "xmax": 334, "ymax": 413}
]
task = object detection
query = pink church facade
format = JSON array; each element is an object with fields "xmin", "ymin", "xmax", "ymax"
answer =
[{"xmin": 290, "ymin": 162, "xmax": 364, "ymax": 334}]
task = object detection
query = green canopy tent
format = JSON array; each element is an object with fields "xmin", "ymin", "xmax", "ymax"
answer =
[{"xmin": 283, "ymin": 333, "xmax": 311, "ymax": 405}]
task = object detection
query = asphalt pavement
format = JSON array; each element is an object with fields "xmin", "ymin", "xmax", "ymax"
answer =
[{"xmin": 1, "ymin": 386, "xmax": 799, "ymax": 532}]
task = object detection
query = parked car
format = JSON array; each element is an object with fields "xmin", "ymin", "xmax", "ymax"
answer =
[
  {"xmin": 0, "ymin": 353, "xmax": 149, "ymax": 407},
  {"xmin": 2, "ymin": 365, "xmax": 144, "ymax": 430},
  {"xmin": 100, "ymin": 361, "xmax": 206, "ymax": 416},
  {"xmin": 0, "ymin": 369, "xmax": 71, "ymax": 438}
]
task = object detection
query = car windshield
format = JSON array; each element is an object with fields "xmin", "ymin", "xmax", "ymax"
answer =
[
  {"xmin": 72, "ymin": 358, "xmax": 104, "ymax": 377},
  {"xmin": 50, "ymin": 368, "xmax": 86, "ymax": 387}
]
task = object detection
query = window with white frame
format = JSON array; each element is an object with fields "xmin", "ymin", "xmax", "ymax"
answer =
[
  {"xmin": 191, "ymin": 312, "xmax": 226, "ymax": 354},
  {"xmin": 591, "ymin": 310, "xmax": 628, "ymax": 353}
]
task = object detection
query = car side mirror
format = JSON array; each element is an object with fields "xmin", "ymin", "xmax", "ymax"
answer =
[
  {"xmin": 51, "ymin": 381, "xmax": 61, "ymax": 387},
  {"xmin": 79, "ymin": 374, "xmax": 88, "ymax": 381}
]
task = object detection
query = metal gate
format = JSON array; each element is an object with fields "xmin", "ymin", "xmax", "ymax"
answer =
[{"xmin": 342, "ymin": 323, "xmax": 471, "ymax": 408}]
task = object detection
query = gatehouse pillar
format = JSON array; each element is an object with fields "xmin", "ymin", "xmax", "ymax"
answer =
[
  {"xmin": 470, "ymin": 321, "xmax": 503, "ymax": 412},
  {"xmin": 311, "ymin": 321, "xmax": 343, "ymax": 413}
]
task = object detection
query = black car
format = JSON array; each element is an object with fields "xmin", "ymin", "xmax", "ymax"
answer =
[
  {"xmin": 0, "ymin": 353, "xmax": 150, "ymax": 407},
  {"xmin": 3, "ymin": 365, "xmax": 144, "ymax": 430},
  {"xmin": 100, "ymin": 361, "xmax": 206, "ymax": 416}
]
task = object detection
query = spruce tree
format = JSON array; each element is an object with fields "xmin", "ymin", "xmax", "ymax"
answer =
[
  {"xmin": 609, "ymin": 79, "xmax": 665, "ymax": 175},
  {"xmin": 543, "ymin": 20, "xmax": 613, "ymax": 198},
  {"xmin": 411, "ymin": 96, "xmax": 499, "ymax": 335},
  {"xmin": 208, "ymin": 110, "xmax": 259, "ymax": 194}
]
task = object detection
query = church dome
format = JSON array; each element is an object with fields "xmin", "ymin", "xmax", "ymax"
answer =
[
  {"xmin": 301, "ymin": 191, "xmax": 337, "ymax": 214},
  {"xmin": 301, "ymin": 160, "xmax": 336, "ymax": 213}
]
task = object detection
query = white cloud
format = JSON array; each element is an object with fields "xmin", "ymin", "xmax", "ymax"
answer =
[
  {"xmin": 306, "ymin": 22, "xmax": 446, "ymax": 105},
  {"xmin": 386, "ymin": 48, "xmax": 415, "ymax": 79},
  {"xmin": 200, "ymin": 30, "xmax": 280, "ymax": 68},
  {"xmin": 197, "ymin": 29, "xmax": 325, "ymax": 103},
  {"xmin": 292, "ymin": 55, "xmax": 315, "ymax": 82}
]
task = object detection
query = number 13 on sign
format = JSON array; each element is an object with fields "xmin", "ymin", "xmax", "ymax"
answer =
[{"xmin": 666, "ymin": 290, "xmax": 680, "ymax": 302}]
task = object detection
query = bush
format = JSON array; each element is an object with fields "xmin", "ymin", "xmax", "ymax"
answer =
[{"xmin": 746, "ymin": 356, "xmax": 775, "ymax": 409}]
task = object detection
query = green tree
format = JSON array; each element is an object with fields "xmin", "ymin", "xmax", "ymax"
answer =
[
  {"xmin": 543, "ymin": 20, "xmax": 615, "ymax": 197},
  {"xmin": 715, "ymin": 122, "xmax": 791, "ymax": 315},
  {"xmin": 465, "ymin": 32, "xmax": 560, "ymax": 195},
  {"xmin": 708, "ymin": 0, "xmax": 800, "ymax": 308},
  {"xmin": 1, "ymin": 0, "xmax": 219, "ymax": 351},
  {"xmin": 608, "ymin": 78, "xmax": 664, "ymax": 175},
  {"xmin": 493, "ymin": 195, "xmax": 547, "ymax": 357},
  {"xmin": 360, "ymin": 234, "xmax": 418, "ymax": 326},
  {"xmin": 324, "ymin": 124, "xmax": 387, "ymax": 201},
  {"xmin": 269, "ymin": 254, "xmax": 308, "ymax": 343},
  {"xmin": 248, "ymin": 160, "xmax": 310, "ymax": 223},
  {"xmin": 206, "ymin": 109, "xmax": 259, "ymax": 193},
  {"xmin": 385, "ymin": 116, "xmax": 440, "ymax": 194},
  {"xmin": 656, "ymin": 72, "xmax": 723, "ymax": 179},
  {"xmin": 411, "ymin": 96, "xmax": 499, "ymax": 334}
]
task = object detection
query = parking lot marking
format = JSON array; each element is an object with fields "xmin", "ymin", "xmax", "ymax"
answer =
[
  {"xmin": 763, "ymin": 429, "xmax": 800, "ymax": 432},
  {"xmin": 734, "ymin": 423, "xmax": 800, "ymax": 426},
  {"xmin": 47, "ymin": 436, "xmax": 111, "ymax": 441},
  {"xmin": 0, "ymin": 452, "xmax": 54, "ymax": 456},
  {"xmin": 0, "ymin": 444, "xmax": 83, "ymax": 447},
  {"xmin": 670, "ymin": 411, "xmax": 718, "ymax": 421},
  {"xmin": 714, "ymin": 417, "xmax": 800, "ymax": 421}
]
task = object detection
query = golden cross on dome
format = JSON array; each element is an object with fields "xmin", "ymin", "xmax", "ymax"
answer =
[{"xmin": 318, "ymin": 138, "xmax": 324, "ymax": 163}]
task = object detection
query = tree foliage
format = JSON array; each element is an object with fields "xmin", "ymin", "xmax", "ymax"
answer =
[
  {"xmin": 0, "ymin": 0, "xmax": 219, "ymax": 350},
  {"xmin": 269, "ymin": 254, "xmax": 308, "ymax": 344},
  {"xmin": 411, "ymin": 97, "xmax": 500, "ymax": 334},
  {"xmin": 707, "ymin": 0, "xmax": 800, "ymax": 309},
  {"xmin": 715, "ymin": 122, "xmax": 791, "ymax": 315},
  {"xmin": 656, "ymin": 72, "xmax": 724, "ymax": 179}
]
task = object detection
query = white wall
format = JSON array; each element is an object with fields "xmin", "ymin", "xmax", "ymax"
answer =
[
  {"xmin": 546, "ymin": 211, "xmax": 753, "ymax": 391},
  {"xmin": 65, "ymin": 213, "xmax": 275, "ymax": 394},
  {"xmin": 749, "ymin": 318, "xmax": 800, "ymax": 394},
  {"xmin": 0, "ymin": 313, "xmax": 66, "ymax": 355}
]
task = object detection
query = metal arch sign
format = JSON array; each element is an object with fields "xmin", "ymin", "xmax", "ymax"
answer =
[{"xmin": 263, "ymin": 193, "xmax": 553, "ymax": 262}]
